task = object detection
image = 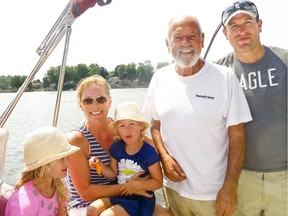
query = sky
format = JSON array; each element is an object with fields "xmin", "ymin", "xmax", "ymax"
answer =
[{"xmin": 0, "ymin": 0, "xmax": 287, "ymax": 80}]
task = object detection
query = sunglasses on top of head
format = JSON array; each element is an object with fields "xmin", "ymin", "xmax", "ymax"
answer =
[
  {"xmin": 221, "ymin": 1, "xmax": 259, "ymax": 26},
  {"xmin": 82, "ymin": 96, "xmax": 108, "ymax": 105}
]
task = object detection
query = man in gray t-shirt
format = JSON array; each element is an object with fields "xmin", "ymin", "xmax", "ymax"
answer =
[{"xmin": 217, "ymin": 1, "xmax": 287, "ymax": 215}]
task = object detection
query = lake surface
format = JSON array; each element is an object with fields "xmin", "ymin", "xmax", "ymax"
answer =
[{"xmin": 0, "ymin": 89, "xmax": 164, "ymax": 204}]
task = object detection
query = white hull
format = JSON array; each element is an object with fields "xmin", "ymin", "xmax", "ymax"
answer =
[
  {"xmin": 0, "ymin": 183, "xmax": 13, "ymax": 216},
  {"xmin": 0, "ymin": 128, "xmax": 9, "ymax": 215}
]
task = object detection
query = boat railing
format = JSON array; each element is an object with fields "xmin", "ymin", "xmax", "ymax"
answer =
[
  {"xmin": 0, "ymin": 2, "xmax": 73, "ymax": 129},
  {"xmin": 0, "ymin": 0, "xmax": 112, "ymax": 129}
]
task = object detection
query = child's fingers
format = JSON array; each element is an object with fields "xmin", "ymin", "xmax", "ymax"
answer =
[
  {"xmin": 88, "ymin": 157, "xmax": 97, "ymax": 168},
  {"xmin": 89, "ymin": 160, "xmax": 95, "ymax": 168}
]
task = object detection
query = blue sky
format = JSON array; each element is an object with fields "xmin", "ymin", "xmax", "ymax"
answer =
[{"xmin": 0, "ymin": 0, "xmax": 286, "ymax": 80}]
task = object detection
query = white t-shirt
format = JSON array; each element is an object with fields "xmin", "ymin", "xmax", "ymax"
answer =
[{"xmin": 142, "ymin": 61, "xmax": 252, "ymax": 200}]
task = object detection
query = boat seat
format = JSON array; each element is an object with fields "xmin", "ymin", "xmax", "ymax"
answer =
[{"xmin": 0, "ymin": 128, "xmax": 9, "ymax": 216}]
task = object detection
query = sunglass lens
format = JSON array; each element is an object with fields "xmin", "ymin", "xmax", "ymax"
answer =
[
  {"xmin": 82, "ymin": 96, "xmax": 107, "ymax": 105},
  {"xmin": 83, "ymin": 98, "xmax": 93, "ymax": 105},
  {"xmin": 96, "ymin": 96, "xmax": 107, "ymax": 104},
  {"xmin": 222, "ymin": 5, "xmax": 235, "ymax": 23}
]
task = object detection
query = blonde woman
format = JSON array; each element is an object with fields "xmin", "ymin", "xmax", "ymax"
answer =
[{"xmin": 66, "ymin": 75, "xmax": 171, "ymax": 216}]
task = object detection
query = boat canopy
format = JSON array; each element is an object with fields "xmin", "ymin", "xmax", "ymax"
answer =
[{"xmin": 71, "ymin": 0, "xmax": 112, "ymax": 18}]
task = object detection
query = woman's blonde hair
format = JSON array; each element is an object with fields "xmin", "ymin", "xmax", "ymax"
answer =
[
  {"xmin": 15, "ymin": 161, "xmax": 69, "ymax": 215},
  {"xmin": 76, "ymin": 75, "xmax": 111, "ymax": 106}
]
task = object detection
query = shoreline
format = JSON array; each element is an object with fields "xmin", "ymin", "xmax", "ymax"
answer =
[{"xmin": 0, "ymin": 85, "xmax": 149, "ymax": 94}]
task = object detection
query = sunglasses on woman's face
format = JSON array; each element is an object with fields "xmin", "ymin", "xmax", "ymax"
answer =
[{"xmin": 82, "ymin": 96, "xmax": 108, "ymax": 105}]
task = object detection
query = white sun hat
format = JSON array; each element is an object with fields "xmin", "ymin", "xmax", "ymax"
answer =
[
  {"xmin": 22, "ymin": 126, "xmax": 79, "ymax": 172},
  {"xmin": 109, "ymin": 102, "xmax": 149, "ymax": 130}
]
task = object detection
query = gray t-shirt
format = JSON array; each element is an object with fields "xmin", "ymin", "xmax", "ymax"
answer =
[{"xmin": 216, "ymin": 46, "xmax": 287, "ymax": 172}]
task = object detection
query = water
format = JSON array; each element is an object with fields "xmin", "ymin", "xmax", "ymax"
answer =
[{"xmin": 0, "ymin": 89, "xmax": 164, "ymax": 205}]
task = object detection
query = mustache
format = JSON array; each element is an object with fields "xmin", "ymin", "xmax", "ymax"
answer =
[{"xmin": 178, "ymin": 47, "xmax": 195, "ymax": 53}]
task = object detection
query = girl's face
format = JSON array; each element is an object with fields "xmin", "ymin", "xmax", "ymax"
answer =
[
  {"xmin": 116, "ymin": 120, "xmax": 144, "ymax": 145},
  {"xmin": 50, "ymin": 157, "xmax": 69, "ymax": 179},
  {"xmin": 80, "ymin": 84, "xmax": 111, "ymax": 123}
]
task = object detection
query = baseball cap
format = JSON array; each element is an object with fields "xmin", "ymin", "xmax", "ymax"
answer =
[{"xmin": 222, "ymin": 0, "xmax": 259, "ymax": 26}]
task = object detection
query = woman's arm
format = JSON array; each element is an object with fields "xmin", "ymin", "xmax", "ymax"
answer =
[{"xmin": 66, "ymin": 131, "xmax": 121, "ymax": 200}]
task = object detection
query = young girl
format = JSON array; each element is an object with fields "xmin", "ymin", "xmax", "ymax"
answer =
[
  {"xmin": 4, "ymin": 126, "xmax": 79, "ymax": 216},
  {"xmin": 87, "ymin": 101, "xmax": 163, "ymax": 216}
]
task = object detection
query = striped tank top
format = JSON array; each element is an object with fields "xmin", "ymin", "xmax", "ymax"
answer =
[{"xmin": 67, "ymin": 121, "xmax": 111, "ymax": 208}]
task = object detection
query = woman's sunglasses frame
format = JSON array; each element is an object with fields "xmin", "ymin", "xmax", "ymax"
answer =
[{"xmin": 82, "ymin": 96, "xmax": 108, "ymax": 105}]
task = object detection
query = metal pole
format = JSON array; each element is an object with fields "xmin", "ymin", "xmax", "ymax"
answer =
[
  {"xmin": 0, "ymin": 3, "xmax": 75, "ymax": 128},
  {"xmin": 53, "ymin": 26, "xmax": 72, "ymax": 127},
  {"xmin": 203, "ymin": 22, "xmax": 222, "ymax": 60}
]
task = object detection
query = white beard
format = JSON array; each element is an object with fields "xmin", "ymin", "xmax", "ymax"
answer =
[{"xmin": 173, "ymin": 48, "xmax": 200, "ymax": 68}]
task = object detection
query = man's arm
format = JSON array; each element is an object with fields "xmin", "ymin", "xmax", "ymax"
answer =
[
  {"xmin": 216, "ymin": 123, "xmax": 246, "ymax": 216},
  {"xmin": 151, "ymin": 119, "xmax": 186, "ymax": 182}
]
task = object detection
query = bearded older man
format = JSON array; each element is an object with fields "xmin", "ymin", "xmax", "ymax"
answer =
[{"xmin": 142, "ymin": 15, "xmax": 252, "ymax": 216}]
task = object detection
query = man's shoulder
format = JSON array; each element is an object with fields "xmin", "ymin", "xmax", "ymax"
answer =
[
  {"xmin": 266, "ymin": 46, "xmax": 287, "ymax": 64},
  {"xmin": 205, "ymin": 60, "xmax": 235, "ymax": 79},
  {"xmin": 267, "ymin": 45, "xmax": 287, "ymax": 53},
  {"xmin": 214, "ymin": 52, "xmax": 235, "ymax": 67},
  {"xmin": 155, "ymin": 63, "xmax": 175, "ymax": 73},
  {"xmin": 152, "ymin": 63, "xmax": 175, "ymax": 79}
]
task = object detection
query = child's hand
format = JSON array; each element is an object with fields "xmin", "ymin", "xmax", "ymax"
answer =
[
  {"xmin": 119, "ymin": 181, "xmax": 152, "ymax": 198},
  {"xmin": 134, "ymin": 190, "xmax": 153, "ymax": 198},
  {"xmin": 89, "ymin": 156, "xmax": 102, "ymax": 175},
  {"xmin": 89, "ymin": 156, "xmax": 97, "ymax": 168},
  {"xmin": 119, "ymin": 181, "xmax": 139, "ymax": 196}
]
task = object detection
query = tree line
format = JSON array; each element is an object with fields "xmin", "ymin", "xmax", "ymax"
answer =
[{"xmin": 0, "ymin": 60, "xmax": 171, "ymax": 92}]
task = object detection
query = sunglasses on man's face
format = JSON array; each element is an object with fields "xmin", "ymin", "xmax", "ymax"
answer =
[
  {"xmin": 222, "ymin": 0, "xmax": 258, "ymax": 26},
  {"xmin": 82, "ymin": 96, "xmax": 108, "ymax": 105}
]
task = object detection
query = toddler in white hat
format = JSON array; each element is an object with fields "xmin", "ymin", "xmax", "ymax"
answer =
[
  {"xmin": 87, "ymin": 102, "xmax": 163, "ymax": 216},
  {"xmin": 5, "ymin": 126, "xmax": 79, "ymax": 216}
]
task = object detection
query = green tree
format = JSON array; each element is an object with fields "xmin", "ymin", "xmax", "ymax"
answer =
[
  {"xmin": 43, "ymin": 66, "xmax": 60, "ymax": 90},
  {"xmin": 157, "ymin": 61, "xmax": 171, "ymax": 70},
  {"xmin": 99, "ymin": 66, "xmax": 109, "ymax": 79},
  {"xmin": 0, "ymin": 75, "xmax": 11, "ymax": 90},
  {"xmin": 137, "ymin": 60, "xmax": 154, "ymax": 83},
  {"xmin": 125, "ymin": 63, "xmax": 137, "ymax": 83},
  {"xmin": 64, "ymin": 66, "xmax": 77, "ymax": 83},
  {"xmin": 87, "ymin": 63, "xmax": 100, "ymax": 76},
  {"xmin": 75, "ymin": 64, "xmax": 89, "ymax": 82},
  {"xmin": 114, "ymin": 64, "xmax": 127, "ymax": 85},
  {"xmin": 10, "ymin": 75, "xmax": 26, "ymax": 91}
]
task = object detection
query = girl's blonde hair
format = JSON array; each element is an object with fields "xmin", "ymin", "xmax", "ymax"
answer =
[
  {"xmin": 76, "ymin": 75, "xmax": 111, "ymax": 106},
  {"xmin": 15, "ymin": 161, "xmax": 69, "ymax": 215}
]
